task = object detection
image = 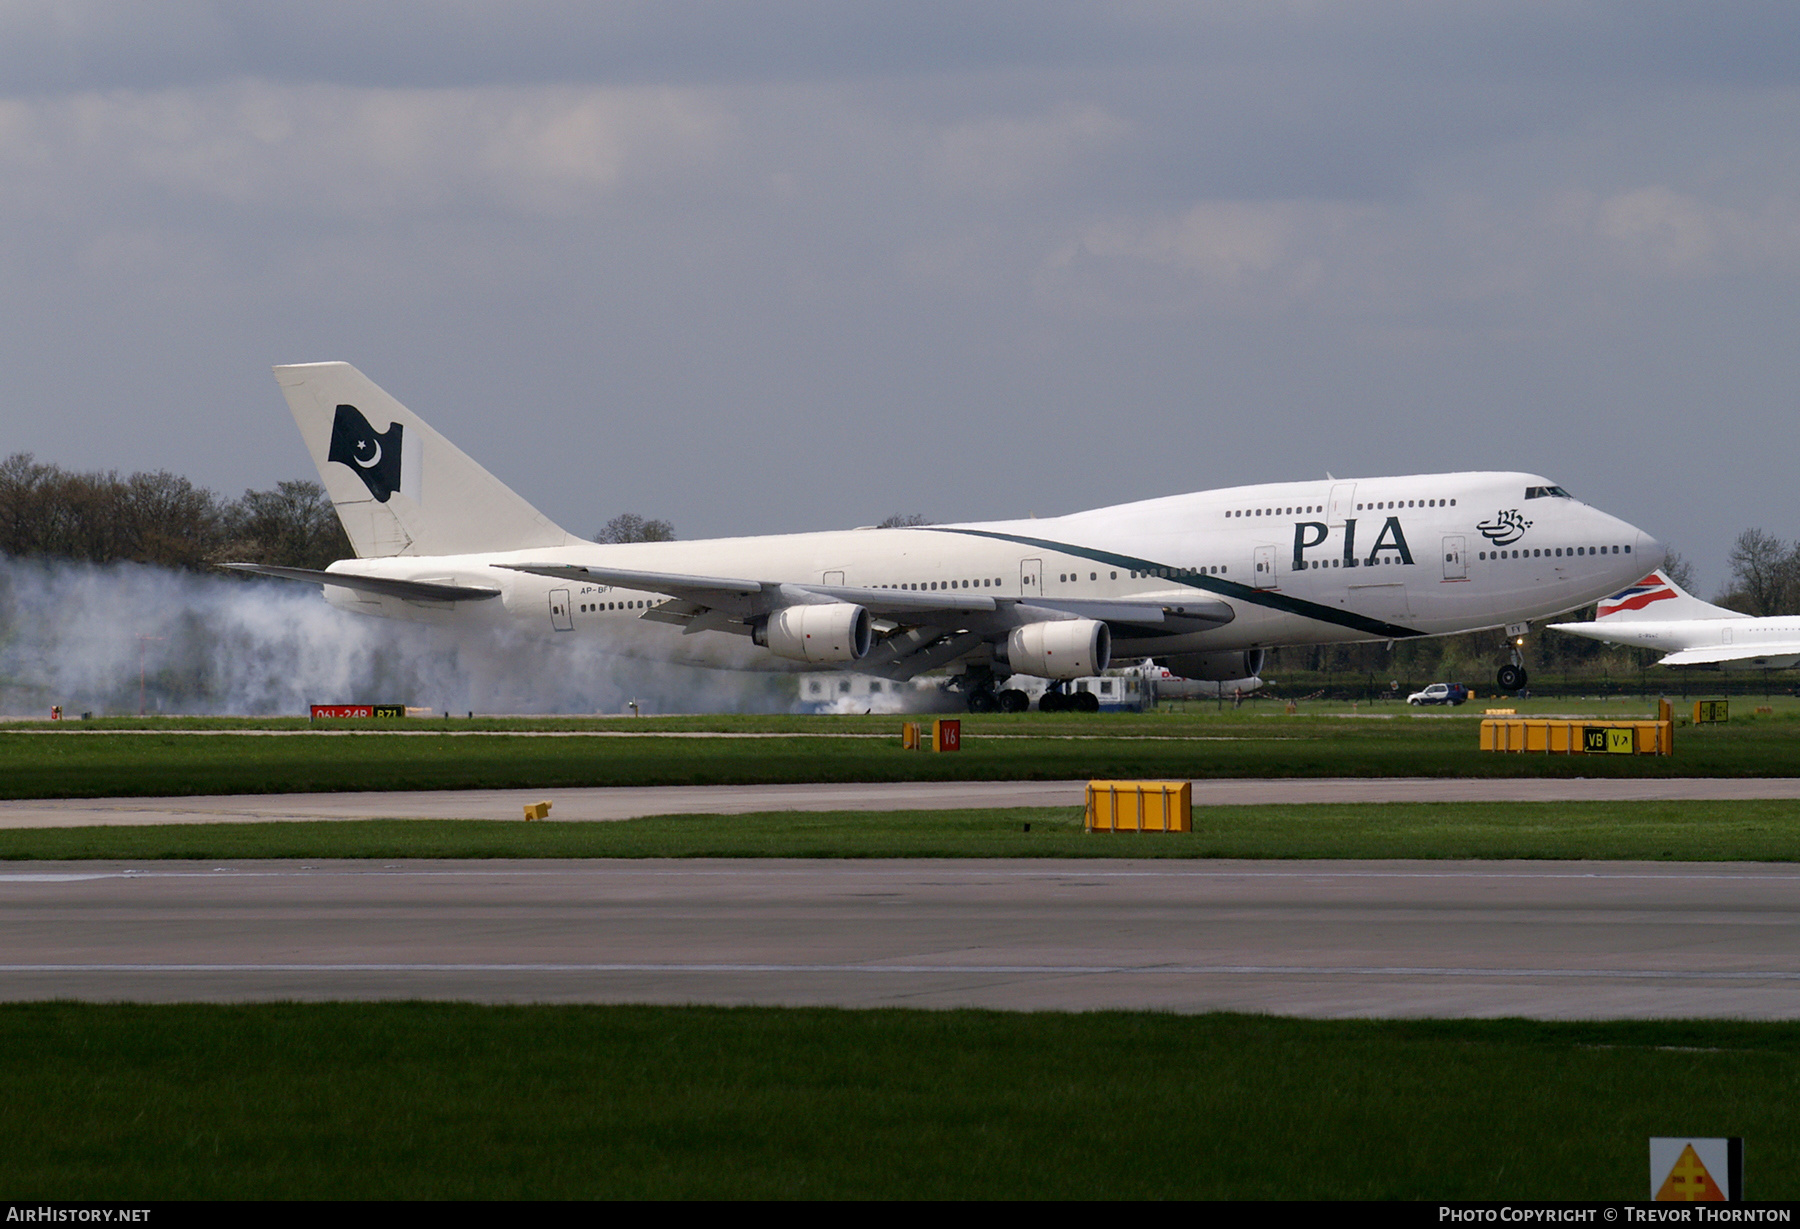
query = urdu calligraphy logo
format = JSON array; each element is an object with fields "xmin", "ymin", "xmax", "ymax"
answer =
[{"xmin": 1476, "ymin": 508, "xmax": 1532, "ymax": 546}]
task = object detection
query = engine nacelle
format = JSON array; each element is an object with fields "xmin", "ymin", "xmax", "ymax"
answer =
[
  {"xmin": 1006, "ymin": 619, "xmax": 1111, "ymax": 679},
  {"xmin": 755, "ymin": 603, "xmax": 873, "ymax": 664},
  {"xmin": 1158, "ymin": 649, "xmax": 1265, "ymax": 681}
]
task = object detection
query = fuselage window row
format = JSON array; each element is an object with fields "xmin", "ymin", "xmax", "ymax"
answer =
[
  {"xmin": 1127, "ymin": 567, "xmax": 1227, "ymax": 579},
  {"xmin": 1224, "ymin": 499, "xmax": 1457, "ymax": 518},
  {"xmin": 1476, "ymin": 545, "xmax": 1631, "ymax": 561}
]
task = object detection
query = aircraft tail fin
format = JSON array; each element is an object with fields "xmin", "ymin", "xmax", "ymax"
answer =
[
  {"xmin": 272, "ymin": 362, "xmax": 575, "ymax": 559},
  {"xmin": 1594, "ymin": 570, "xmax": 1742, "ymax": 622}
]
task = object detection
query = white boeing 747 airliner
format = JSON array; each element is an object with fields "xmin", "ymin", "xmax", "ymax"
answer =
[
  {"xmin": 228, "ymin": 363, "xmax": 1664, "ymax": 711},
  {"xmin": 1551, "ymin": 571, "xmax": 1800, "ymax": 670}
]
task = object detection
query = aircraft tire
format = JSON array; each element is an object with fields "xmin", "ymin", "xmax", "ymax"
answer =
[
  {"xmin": 967, "ymin": 691, "xmax": 999, "ymax": 714},
  {"xmin": 1039, "ymin": 692, "xmax": 1066, "ymax": 713},
  {"xmin": 1496, "ymin": 664, "xmax": 1526, "ymax": 690},
  {"xmin": 1076, "ymin": 691, "xmax": 1100, "ymax": 713},
  {"xmin": 997, "ymin": 689, "xmax": 1030, "ymax": 713}
]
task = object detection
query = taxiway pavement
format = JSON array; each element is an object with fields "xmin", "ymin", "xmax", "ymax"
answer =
[
  {"xmin": 2, "ymin": 858, "xmax": 1796, "ymax": 1018},
  {"xmin": 5, "ymin": 776, "xmax": 1800, "ymax": 827}
]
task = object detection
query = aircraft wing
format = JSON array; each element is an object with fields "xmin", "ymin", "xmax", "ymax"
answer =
[
  {"xmin": 498, "ymin": 563, "xmax": 1231, "ymax": 630},
  {"xmin": 501, "ymin": 563, "xmax": 1007, "ymax": 616},
  {"xmin": 497, "ymin": 563, "xmax": 766, "ymax": 610},
  {"xmin": 1021, "ymin": 596, "xmax": 1234, "ymax": 630},
  {"xmin": 221, "ymin": 563, "xmax": 501, "ymax": 602},
  {"xmin": 1656, "ymin": 643, "xmax": 1800, "ymax": 667}
]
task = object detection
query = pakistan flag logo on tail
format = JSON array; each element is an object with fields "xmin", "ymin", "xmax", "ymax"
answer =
[{"xmin": 327, "ymin": 404, "xmax": 404, "ymax": 502}]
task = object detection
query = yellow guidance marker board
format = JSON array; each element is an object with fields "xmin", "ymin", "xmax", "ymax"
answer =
[{"xmin": 1651, "ymin": 1137, "xmax": 1741, "ymax": 1201}]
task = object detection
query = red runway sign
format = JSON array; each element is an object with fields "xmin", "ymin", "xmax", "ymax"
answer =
[{"xmin": 310, "ymin": 705, "xmax": 406, "ymax": 720}]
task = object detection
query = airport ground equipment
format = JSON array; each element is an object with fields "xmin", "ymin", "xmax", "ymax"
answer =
[
  {"xmin": 1085, "ymin": 781, "xmax": 1193, "ymax": 832},
  {"xmin": 1480, "ymin": 718, "xmax": 1672, "ymax": 755}
]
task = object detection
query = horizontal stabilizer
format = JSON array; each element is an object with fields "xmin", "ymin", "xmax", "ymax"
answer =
[
  {"xmin": 1657, "ymin": 643, "xmax": 1800, "ymax": 667},
  {"xmin": 221, "ymin": 563, "xmax": 501, "ymax": 603}
]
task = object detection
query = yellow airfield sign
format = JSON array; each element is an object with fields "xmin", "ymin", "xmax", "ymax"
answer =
[{"xmin": 1650, "ymin": 1137, "xmax": 1741, "ymax": 1201}]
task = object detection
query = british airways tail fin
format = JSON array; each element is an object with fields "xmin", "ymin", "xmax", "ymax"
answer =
[
  {"xmin": 1595, "ymin": 570, "xmax": 1743, "ymax": 622},
  {"xmin": 273, "ymin": 362, "xmax": 574, "ymax": 559}
]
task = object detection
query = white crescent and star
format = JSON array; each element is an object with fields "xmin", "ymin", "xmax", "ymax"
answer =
[{"xmin": 353, "ymin": 438, "xmax": 382, "ymax": 468}]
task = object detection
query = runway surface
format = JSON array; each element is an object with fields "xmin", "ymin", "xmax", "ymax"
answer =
[
  {"xmin": 5, "ymin": 776, "xmax": 1800, "ymax": 827},
  {"xmin": 3, "ymin": 858, "xmax": 1797, "ymax": 1018}
]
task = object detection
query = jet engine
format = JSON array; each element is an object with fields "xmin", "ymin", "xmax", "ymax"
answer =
[
  {"xmin": 1005, "ymin": 619, "xmax": 1111, "ymax": 679},
  {"xmin": 1158, "ymin": 649, "xmax": 1265, "ymax": 681},
  {"xmin": 754, "ymin": 603, "xmax": 873, "ymax": 664}
]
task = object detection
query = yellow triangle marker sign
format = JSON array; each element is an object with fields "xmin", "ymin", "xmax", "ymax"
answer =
[{"xmin": 1656, "ymin": 1142, "xmax": 1725, "ymax": 1201}]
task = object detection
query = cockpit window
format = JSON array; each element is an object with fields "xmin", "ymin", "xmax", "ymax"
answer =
[{"xmin": 1523, "ymin": 485, "xmax": 1572, "ymax": 500}]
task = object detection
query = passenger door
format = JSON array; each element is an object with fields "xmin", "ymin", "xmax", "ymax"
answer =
[
  {"xmin": 1253, "ymin": 544, "xmax": 1277, "ymax": 590},
  {"xmin": 1442, "ymin": 535, "xmax": 1468, "ymax": 581}
]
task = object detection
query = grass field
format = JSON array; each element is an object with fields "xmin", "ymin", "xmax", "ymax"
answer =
[
  {"xmin": 5, "ymin": 712, "xmax": 1793, "ymax": 1201},
  {"xmin": 1, "ymin": 1003, "xmax": 1792, "ymax": 1200},
  {"xmin": 5, "ymin": 798, "xmax": 1800, "ymax": 861},
  {"xmin": 5, "ymin": 706, "xmax": 1799, "ymax": 799}
]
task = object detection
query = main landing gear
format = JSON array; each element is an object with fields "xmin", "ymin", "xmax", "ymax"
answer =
[
  {"xmin": 955, "ymin": 666, "xmax": 1030, "ymax": 713},
  {"xmin": 953, "ymin": 667, "xmax": 1080, "ymax": 713},
  {"xmin": 967, "ymin": 686, "xmax": 1031, "ymax": 713},
  {"xmin": 1038, "ymin": 683, "xmax": 1100, "ymax": 713}
]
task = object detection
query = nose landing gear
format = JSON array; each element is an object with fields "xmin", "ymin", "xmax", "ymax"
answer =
[{"xmin": 1496, "ymin": 623, "xmax": 1529, "ymax": 691}]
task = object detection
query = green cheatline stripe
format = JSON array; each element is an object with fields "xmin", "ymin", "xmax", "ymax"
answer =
[{"xmin": 928, "ymin": 527, "xmax": 1424, "ymax": 640}]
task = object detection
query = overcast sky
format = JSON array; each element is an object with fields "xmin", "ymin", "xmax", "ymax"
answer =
[{"xmin": 3, "ymin": 1, "xmax": 1797, "ymax": 594}]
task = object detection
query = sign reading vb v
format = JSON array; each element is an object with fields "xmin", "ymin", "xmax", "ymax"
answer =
[{"xmin": 1582, "ymin": 726, "xmax": 1635, "ymax": 754}]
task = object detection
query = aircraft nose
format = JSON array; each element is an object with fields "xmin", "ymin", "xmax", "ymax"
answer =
[{"xmin": 1635, "ymin": 530, "xmax": 1666, "ymax": 571}]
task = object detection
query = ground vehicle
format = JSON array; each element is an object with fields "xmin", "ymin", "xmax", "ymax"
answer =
[{"xmin": 1407, "ymin": 682, "xmax": 1469, "ymax": 706}]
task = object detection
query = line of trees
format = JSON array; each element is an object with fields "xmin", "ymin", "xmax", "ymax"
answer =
[
  {"xmin": 594, "ymin": 513, "xmax": 675, "ymax": 543},
  {"xmin": 0, "ymin": 454, "xmax": 350, "ymax": 571},
  {"xmin": 1715, "ymin": 529, "xmax": 1800, "ymax": 616},
  {"xmin": 0, "ymin": 452, "xmax": 692, "ymax": 570}
]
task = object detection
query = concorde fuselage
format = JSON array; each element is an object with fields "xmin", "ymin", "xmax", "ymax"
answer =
[{"xmin": 317, "ymin": 470, "xmax": 1659, "ymax": 671}]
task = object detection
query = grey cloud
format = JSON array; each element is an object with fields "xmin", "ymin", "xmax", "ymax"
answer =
[
  {"xmin": 6, "ymin": 2, "xmax": 1800, "ymax": 96},
  {"xmin": 0, "ymin": 3, "xmax": 1797, "ymax": 602}
]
